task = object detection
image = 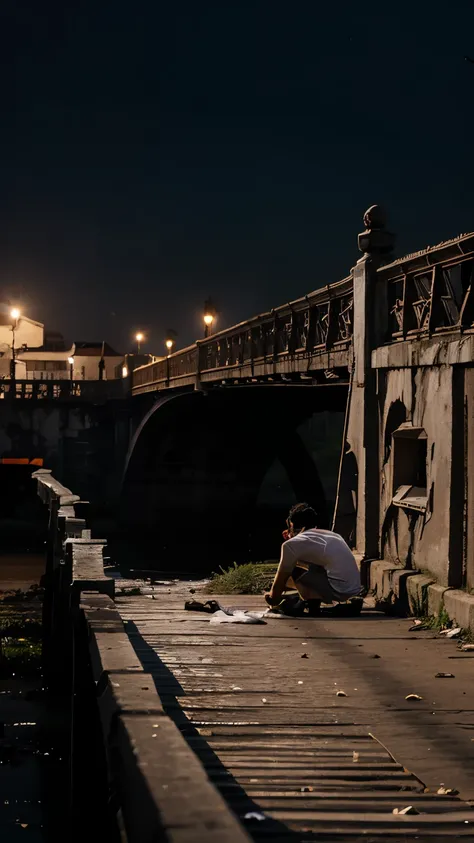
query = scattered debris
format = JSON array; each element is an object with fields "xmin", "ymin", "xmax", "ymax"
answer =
[
  {"xmin": 336, "ymin": 690, "xmax": 347, "ymax": 697},
  {"xmin": 439, "ymin": 627, "xmax": 461, "ymax": 638},
  {"xmin": 261, "ymin": 698, "xmax": 268, "ymax": 703},
  {"xmin": 435, "ymin": 672, "xmax": 455, "ymax": 678},
  {"xmin": 301, "ymin": 653, "xmax": 309, "ymax": 659},
  {"xmin": 370, "ymin": 654, "xmax": 381, "ymax": 659},
  {"xmin": 393, "ymin": 806, "xmax": 419, "ymax": 815},
  {"xmin": 185, "ymin": 599, "xmax": 220, "ymax": 614},
  {"xmin": 301, "ymin": 786, "xmax": 314, "ymax": 792},
  {"xmin": 244, "ymin": 812, "xmax": 266, "ymax": 821},
  {"xmin": 405, "ymin": 694, "xmax": 423, "ymax": 701},
  {"xmin": 437, "ymin": 785, "xmax": 459, "ymax": 795},
  {"xmin": 298, "ymin": 681, "xmax": 304, "ymax": 685},
  {"xmin": 461, "ymin": 644, "xmax": 474, "ymax": 651},
  {"xmin": 210, "ymin": 607, "xmax": 266, "ymax": 624},
  {"xmin": 409, "ymin": 621, "xmax": 429, "ymax": 631},
  {"xmin": 353, "ymin": 751, "xmax": 360, "ymax": 762}
]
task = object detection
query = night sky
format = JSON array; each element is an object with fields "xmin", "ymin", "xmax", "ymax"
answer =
[{"xmin": 2, "ymin": 2, "xmax": 474, "ymax": 354}]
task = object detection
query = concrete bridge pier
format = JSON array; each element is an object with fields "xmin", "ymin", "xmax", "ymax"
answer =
[{"xmin": 340, "ymin": 207, "xmax": 394, "ymax": 560}]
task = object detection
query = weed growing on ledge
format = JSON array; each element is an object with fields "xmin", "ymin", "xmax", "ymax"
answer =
[{"xmin": 208, "ymin": 562, "xmax": 277, "ymax": 595}]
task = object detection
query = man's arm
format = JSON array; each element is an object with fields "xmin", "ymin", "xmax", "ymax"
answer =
[{"xmin": 267, "ymin": 541, "xmax": 297, "ymax": 605}]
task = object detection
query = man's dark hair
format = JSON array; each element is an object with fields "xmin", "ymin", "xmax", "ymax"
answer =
[{"xmin": 288, "ymin": 503, "xmax": 318, "ymax": 531}]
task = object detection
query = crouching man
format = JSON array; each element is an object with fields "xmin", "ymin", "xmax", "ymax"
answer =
[{"xmin": 264, "ymin": 503, "xmax": 362, "ymax": 615}]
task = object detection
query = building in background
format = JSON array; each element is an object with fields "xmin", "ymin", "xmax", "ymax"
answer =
[
  {"xmin": 73, "ymin": 342, "xmax": 123, "ymax": 381},
  {"xmin": 19, "ymin": 330, "xmax": 75, "ymax": 380},
  {"xmin": 115, "ymin": 353, "xmax": 156, "ymax": 379},
  {"xmin": 0, "ymin": 305, "xmax": 123, "ymax": 381}
]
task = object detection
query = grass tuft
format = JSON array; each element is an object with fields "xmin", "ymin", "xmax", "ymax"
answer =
[{"xmin": 207, "ymin": 562, "xmax": 277, "ymax": 595}]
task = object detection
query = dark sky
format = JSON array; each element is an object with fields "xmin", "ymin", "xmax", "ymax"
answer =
[{"xmin": 2, "ymin": 1, "xmax": 474, "ymax": 354}]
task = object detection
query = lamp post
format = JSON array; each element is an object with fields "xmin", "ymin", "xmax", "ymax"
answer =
[
  {"xmin": 203, "ymin": 298, "xmax": 216, "ymax": 338},
  {"xmin": 68, "ymin": 356, "xmax": 74, "ymax": 382},
  {"xmin": 135, "ymin": 332, "xmax": 144, "ymax": 354},
  {"xmin": 165, "ymin": 338, "xmax": 174, "ymax": 383},
  {"xmin": 10, "ymin": 308, "xmax": 20, "ymax": 380}
]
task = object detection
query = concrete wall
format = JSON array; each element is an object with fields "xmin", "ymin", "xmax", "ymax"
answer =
[{"xmin": 379, "ymin": 365, "xmax": 456, "ymax": 585}]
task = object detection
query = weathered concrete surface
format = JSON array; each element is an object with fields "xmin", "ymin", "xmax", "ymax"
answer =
[
  {"xmin": 116, "ymin": 585, "xmax": 474, "ymax": 841},
  {"xmin": 365, "ymin": 559, "xmax": 474, "ymax": 634},
  {"xmin": 379, "ymin": 365, "xmax": 457, "ymax": 585},
  {"xmin": 80, "ymin": 591, "xmax": 251, "ymax": 843}
]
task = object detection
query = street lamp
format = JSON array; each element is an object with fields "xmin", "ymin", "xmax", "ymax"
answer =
[
  {"xmin": 68, "ymin": 356, "xmax": 74, "ymax": 382},
  {"xmin": 10, "ymin": 308, "xmax": 20, "ymax": 380},
  {"xmin": 203, "ymin": 298, "xmax": 216, "ymax": 338},
  {"xmin": 165, "ymin": 339, "xmax": 174, "ymax": 352},
  {"xmin": 135, "ymin": 332, "xmax": 144, "ymax": 353}
]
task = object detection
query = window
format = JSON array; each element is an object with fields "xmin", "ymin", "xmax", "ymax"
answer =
[{"xmin": 392, "ymin": 424, "xmax": 428, "ymax": 512}]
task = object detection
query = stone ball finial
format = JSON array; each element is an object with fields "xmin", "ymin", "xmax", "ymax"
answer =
[
  {"xmin": 358, "ymin": 204, "xmax": 395, "ymax": 260},
  {"xmin": 363, "ymin": 204, "xmax": 387, "ymax": 231}
]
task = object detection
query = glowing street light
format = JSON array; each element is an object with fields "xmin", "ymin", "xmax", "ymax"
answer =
[
  {"xmin": 203, "ymin": 298, "xmax": 216, "ymax": 338},
  {"xmin": 135, "ymin": 332, "xmax": 144, "ymax": 353},
  {"xmin": 10, "ymin": 308, "xmax": 21, "ymax": 380},
  {"xmin": 165, "ymin": 339, "xmax": 174, "ymax": 352}
]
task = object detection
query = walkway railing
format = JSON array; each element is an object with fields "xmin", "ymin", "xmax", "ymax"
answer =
[
  {"xmin": 132, "ymin": 232, "xmax": 474, "ymax": 395},
  {"xmin": 133, "ymin": 275, "xmax": 353, "ymax": 393},
  {"xmin": 0, "ymin": 378, "xmax": 125, "ymax": 401},
  {"xmin": 33, "ymin": 468, "xmax": 250, "ymax": 842},
  {"xmin": 380, "ymin": 232, "xmax": 474, "ymax": 341}
]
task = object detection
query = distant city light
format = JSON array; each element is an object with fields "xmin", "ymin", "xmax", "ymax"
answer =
[{"xmin": 10, "ymin": 308, "xmax": 20, "ymax": 321}]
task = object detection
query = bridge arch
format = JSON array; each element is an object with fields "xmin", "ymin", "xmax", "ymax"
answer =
[{"xmin": 119, "ymin": 384, "xmax": 348, "ymax": 572}]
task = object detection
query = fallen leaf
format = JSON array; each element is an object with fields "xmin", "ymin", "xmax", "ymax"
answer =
[
  {"xmin": 261, "ymin": 698, "xmax": 267, "ymax": 703},
  {"xmin": 405, "ymin": 694, "xmax": 423, "ymax": 701},
  {"xmin": 393, "ymin": 806, "xmax": 419, "ymax": 815},
  {"xmin": 435, "ymin": 672, "xmax": 455, "ymax": 678},
  {"xmin": 437, "ymin": 786, "xmax": 459, "ymax": 795},
  {"xmin": 336, "ymin": 690, "xmax": 347, "ymax": 697},
  {"xmin": 301, "ymin": 786, "xmax": 314, "ymax": 792},
  {"xmin": 353, "ymin": 751, "xmax": 360, "ymax": 762}
]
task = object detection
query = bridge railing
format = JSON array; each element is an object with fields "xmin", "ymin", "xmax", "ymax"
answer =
[
  {"xmin": 379, "ymin": 233, "xmax": 474, "ymax": 342},
  {"xmin": 132, "ymin": 275, "xmax": 353, "ymax": 392},
  {"xmin": 33, "ymin": 468, "xmax": 251, "ymax": 840},
  {"xmin": 0, "ymin": 378, "xmax": 125, "ymax": 401}
]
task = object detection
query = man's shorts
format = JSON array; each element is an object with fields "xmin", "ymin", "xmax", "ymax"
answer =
[{"xmin": 292, "ymin": 564, "xmax": 354, "ymax": 603}]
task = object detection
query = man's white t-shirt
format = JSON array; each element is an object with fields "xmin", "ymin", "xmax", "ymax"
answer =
[{"xmin": 279, "ymin": 528, "xmax": 361, "ymax": 597}]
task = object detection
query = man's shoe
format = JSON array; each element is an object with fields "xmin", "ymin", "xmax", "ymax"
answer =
[{"xmin": 305, "ymin": 599, "xmax": 322, "ymax": 617}]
